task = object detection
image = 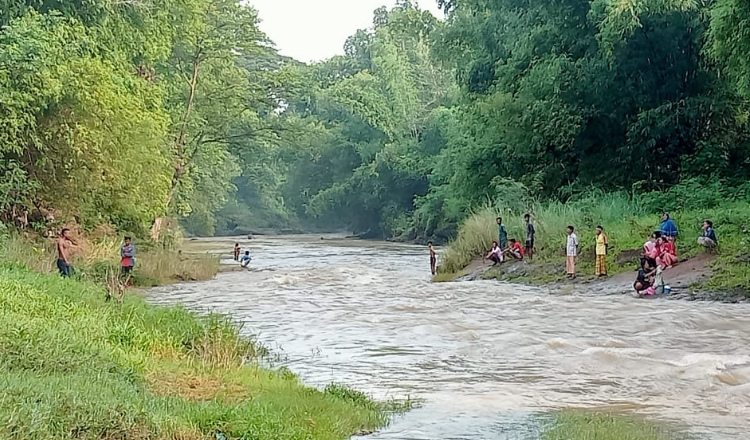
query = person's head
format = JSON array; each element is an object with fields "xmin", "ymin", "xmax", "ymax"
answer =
[
  {"xmin": 510, "ymin": 238, "xmax": 517, "ymax": 245},
  {"xmin": 566, "ymin": 226, "xmax": 574, "ymax": 235},
  {"xmin": 61, "ymin": 228, "xmax": 71, "ymax": 239},
  {"xmin": 641, "ymin": 258, "xmax": 651, "ymax": 270},
  {"xmin": 124, "ymin": 236, "xmax": 131, "ymax": 245},
  {"xmin": 235, "ymin": 242, "xmax": 239, "ymax": 246},
  {"xmin": 596, "ymin": 226, "xmax": 603, "ymax": 235},
  {"xmin": 653, "ymin": 230, "xmax": 662, "ymax": 240},
  {"xmin": 245, "ymin": 251, "xmax": 250, "ymax": 256},
  {"xmin": 427, "ymin": 241, "xmax": 433, "ymax": 247},
  {"xmin": 524, "ymin": 213, "xmax": 530, "ymax": 222},
  {"xmin": 491, "ymin": 240, "xmax": 498, "ymax": 248},
  {"xmin": 703, "ymin": 220, "xmax": 713, "ymax": 230},
  {"xmin": 496, "ymin": 217, "xmax": 502, "ymax": 225},
  {"xmin": 662, "ymin": 212, "xmax": 670, "ymax": 221}
]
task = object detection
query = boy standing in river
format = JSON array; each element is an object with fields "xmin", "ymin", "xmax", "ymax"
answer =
[
  {"xmin": 428, "ymin": 241, "xmax": 437, "ymax": 275},
  {"xmin": 566, "ymin": 226, "xmax": 578, "ymax": 279}
]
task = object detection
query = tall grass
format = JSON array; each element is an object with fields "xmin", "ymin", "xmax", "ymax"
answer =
[
  {"xmin": 0, "ymin": 263, "xmax": 397, "ymax": 439},
  {"xmin": 439, "ymin": 190, "xmax": 750, "ymax": 293},
  {"xmin": 0, "ymin": 235, "xmax": 219, "ymax": 288},
  {"xmin": 541, "ymin": 412, "xmax": 682, "ymax": 440}
]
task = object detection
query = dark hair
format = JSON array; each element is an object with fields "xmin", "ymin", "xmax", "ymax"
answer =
[
  {"xmin": 663, "ymin": 212, "xmax": 670, "ymax": 219},
  {"xmin": 124, "ymin": 236, "xmax": 131, "ymax": 240},
  {"xmin": 496, "ymin": 217, "xmax": 502, "ymax": 222},
  {"xmin": 492, "ymin": 241, "xmax": 498, "ymax": 246},
  {"xmin": 524, "ymin": 213, "xmax": 530, "ymax": 219},
  {"xmin": 510, "ymin": 238, "xmax": 517, "ymax": 244},
  {"xmin": 245, "ymin": 251, "xmax": 250, "ymax": 255},
  {"xmin": 705, "ymin": 220, "xmax": 713, "ymax": 228},
  {"xmin": 61, "ymin": 228, "xmax": 70, "ymax": 234},
  {"xmin": 427, "ymin": 241, "xmax": 433, "ymax": 245},
  {"xmin": 567, "ymin": 226, "xmax": 574, "ymax": 232},
  {"xmin": 596, "ymin": 225, "xmax": 603, "ymax": 230},
  {"xmin": 235, "ymin": 242, "xmax": 239, "ymax": 246}
]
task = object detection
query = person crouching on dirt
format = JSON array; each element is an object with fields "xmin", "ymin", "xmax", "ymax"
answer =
[
  {"xmin": 698, "ymin": 220, "xmax": 718, "ymax": 250},
  {"xmin": 634, "ymin": 258, "xmax": 657, "ymax": 297},
  {"xmin": 485, "ymin": 241, "xmax": 503, "ymax": 265},
  {"xmin": 505, "ymin": 239, "xmax": 525, "ymax": 261}
]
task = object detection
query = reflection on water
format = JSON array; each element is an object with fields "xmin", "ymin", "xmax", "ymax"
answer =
[{"xmin": 150, "ymin": 235, "xmax": 750, "ymax": 440}]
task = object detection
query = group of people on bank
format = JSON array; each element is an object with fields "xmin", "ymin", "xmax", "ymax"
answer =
[
  {"xmin": 56, "ymin": 229, "xmax": 135, "ymax": 282},
  {"xmin": 633, "ymin": 214, "xmax": 718, "ymax": 297},
  {"xmin": 455, "ymin": 212, "xmax": 721, "ymax": 296}
]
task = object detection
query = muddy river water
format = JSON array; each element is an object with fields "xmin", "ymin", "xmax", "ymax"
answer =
[{"xmin": 149, "ymin": 235, "xmax": 750, "ymax": 439}]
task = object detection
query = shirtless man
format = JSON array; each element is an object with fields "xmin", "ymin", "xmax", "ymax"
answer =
[
  {"xmin": 428, "ymin": 241, "xmax": 437, "ymax": 275},
  {"xmin": 57, "ymin": 228, "xmax": 76, "ymax": 277}
]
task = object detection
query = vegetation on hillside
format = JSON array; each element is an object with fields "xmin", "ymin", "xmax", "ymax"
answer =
[
  {"xmin": 4, "ymin": 0, "xmax": 750, "ymax": 245},
  {"xmin": 438, "ymin": 182, "xmax": 750, "ymax": 294},
  {"xmin": 0, "ymin": 263, "xmax": 405, "ymax": 439}
]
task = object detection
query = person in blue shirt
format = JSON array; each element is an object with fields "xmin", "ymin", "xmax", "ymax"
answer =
[
  {"xmin": 660, "ymin": 213, "xmax": 679, "ymax": 238},
  {"xmin": 698, "ymin": 220, "xmax": 718, "ymax": 249},
  {"xmin": 496, "ymin": 217, "xmax": 508, "ymax": 250},
  {"xmin": 240, "ymin": 251, "xmax": 252, "ymax": 268}
]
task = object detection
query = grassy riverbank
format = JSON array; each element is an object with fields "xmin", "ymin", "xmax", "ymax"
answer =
[
  {"xmin": 541, "ymin": 412, "xmax": 680, "ymax": 440},
  {"xmin": 438, "ymin": 187, "xmax": 750, "ymax": 295},
  {"xmin": 0, "ymin": 262, "xmax": 404, "ymax": 439},
  {"xmin": 0, "ymin": 235, "xmax": 219, "ymax": 287}
]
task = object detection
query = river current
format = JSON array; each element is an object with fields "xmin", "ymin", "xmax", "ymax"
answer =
[{"xmin": 149, "ymin": 235, "xmax": 750, "ymax": 440}]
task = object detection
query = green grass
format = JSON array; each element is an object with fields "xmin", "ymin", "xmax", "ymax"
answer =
[
  {"xmin": 0, "ymin": 263, "xmax": 402, "ymax": 439},
  {"xmin": 0, "ymin": 235, "xmax": 219, "ymax": 288},
  {"xmin": 540, "ymin": 412, "xmax": 682, "ymax": 440},
  {"xmin": 438, "ymin": 189, "xmax": 750, "ymax": 295}
]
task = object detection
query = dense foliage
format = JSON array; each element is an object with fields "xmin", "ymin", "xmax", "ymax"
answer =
[
  {"xmin": 3, "ymin": 0, "xmax": 750, "ymax": 241},
  {"xmin": 220, "ymin": 0, "xmax": 750, "ymax": 240}
]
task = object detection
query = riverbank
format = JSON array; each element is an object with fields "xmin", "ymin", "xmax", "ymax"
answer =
[
  {"xmin": 0, "ymin": 261, "xmax": 407, "ymax": 439},
  {"xmin": 437, "ymin": 193, "xmax": 750, "ymax": 299}
]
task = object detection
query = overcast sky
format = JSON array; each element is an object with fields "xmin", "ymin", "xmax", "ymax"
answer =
[{"xmin": 249, "ymin": 0, "xmax": 443, "ymax": 63}]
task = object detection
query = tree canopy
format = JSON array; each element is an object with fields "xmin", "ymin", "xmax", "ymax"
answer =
[{"xmin": 2, "ymin": 0, "xmax": 750, "ymax": 241}]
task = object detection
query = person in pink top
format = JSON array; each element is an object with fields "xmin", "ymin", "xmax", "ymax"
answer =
[{"xmin": 659, "ymin": 236, "xmax": 678, "ymax": 268}]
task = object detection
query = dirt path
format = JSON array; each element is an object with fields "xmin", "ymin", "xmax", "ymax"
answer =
[{"xmin": 451, "ymin": 253, "xmax": 720, "ymax": 300}]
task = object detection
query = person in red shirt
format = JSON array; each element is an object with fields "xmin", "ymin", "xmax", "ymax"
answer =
[
  {"xmin": 120, "ymin": 236, "xmax": 136, "ymax": 281},
  {"xmin": 505, "ymin": 238, "xmax": 525, "ymax": 260}
]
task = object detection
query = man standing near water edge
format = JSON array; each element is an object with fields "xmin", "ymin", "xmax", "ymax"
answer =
[
  {"xmin": 566, "ymin": 226, "xmax": 578, "ymax": 279},
  {"xmin": 428, "ymin": 241, "xmax": 437, "ymax": 275},
  {"xmin": 496, "ymin": 217, "xmax": 508, "ymax": 250},
  {"xmin": 57, "ymin": 228, "xmax": 76, "ymax": 277},
  {"xmin": 524, "ymin": 213, "xmax": 535, "ymax": 260}
]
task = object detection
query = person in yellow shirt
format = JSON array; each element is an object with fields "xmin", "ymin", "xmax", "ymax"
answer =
[{"xmin": 595, "ymin": 225, "xmax": 609, "ymax": 277}]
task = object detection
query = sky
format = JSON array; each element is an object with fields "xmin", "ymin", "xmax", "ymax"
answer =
[{"xmin": 249, "ymin": 0, "xmax": 443, "ymax": 63}]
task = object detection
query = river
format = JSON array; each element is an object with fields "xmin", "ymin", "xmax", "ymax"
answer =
[{"xmin": 149, "ymin": 235, "xmax": 750, "ymax": 439}]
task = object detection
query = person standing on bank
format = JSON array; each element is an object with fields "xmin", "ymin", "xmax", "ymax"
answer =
[
  {"xmin": 496, "ymin": 217, "xmax": 508, "ymax": 250},
  {"xmin": 595, "ymin": 226, "xmax": 609, "ymax": 278},
  {"xmin": 524, "ymin": 213, "xmax": 535, "ymax": 260},
  {"xmin": 120, "ymin": 236, "xmax": 136, "ymax": 281},
  {"xmin": 57, "ymin": 228, "xmax": 77, "ymax": 277},
  {"xmin": 566, "ymin": 226, "xmax": 579, "ymax": 279}
]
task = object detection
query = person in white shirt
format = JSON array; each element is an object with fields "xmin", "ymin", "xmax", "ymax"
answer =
[
  {"xmin": 485, "ymin": 241, "xmax": 504, "ymax": 265},
  {"xmin": 566, "ymin": 226, "xmax": 579, "ymax": 279}
]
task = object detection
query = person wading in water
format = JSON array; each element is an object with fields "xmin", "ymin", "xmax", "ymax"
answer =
[
  {"xmin": 428, "ymin": 241, "xmax": 437, "ymax": 275},
  {"xmin": 57, "ymin": 228, "xmax": 77, "ymax": 277}
]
